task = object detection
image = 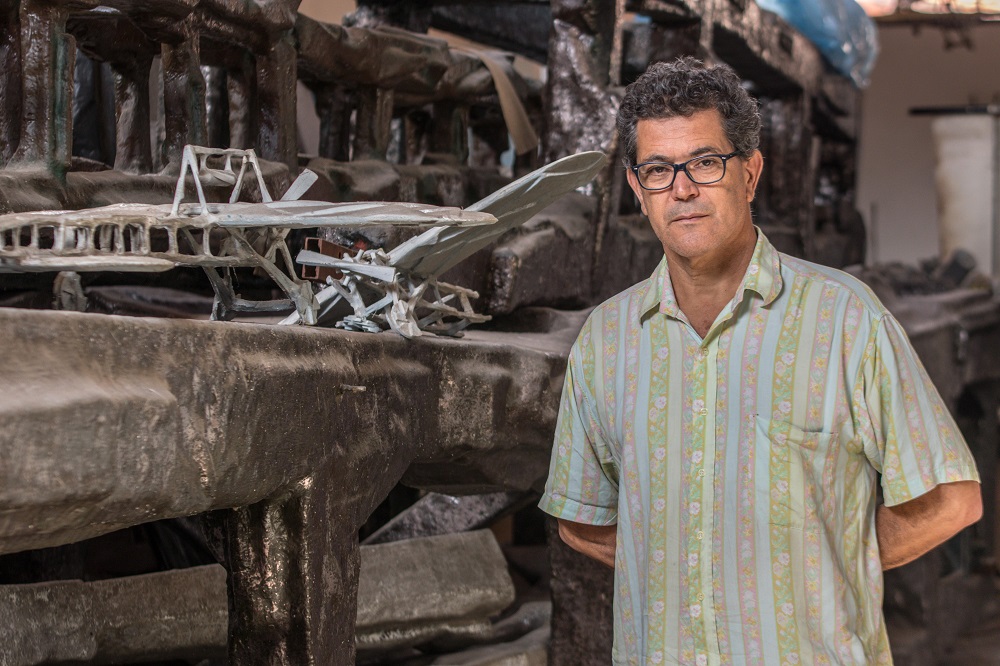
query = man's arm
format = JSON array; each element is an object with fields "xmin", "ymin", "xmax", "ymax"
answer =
[
  {"xmin": 876, "ymin": 480, "xmax": 982, "ymax": 570},
  {"xmin": 557, "ymin": 518, "xmax": 617, "ymax": 568}
]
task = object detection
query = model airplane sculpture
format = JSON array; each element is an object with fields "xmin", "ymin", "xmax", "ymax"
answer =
[
  {"xmin": 0, "ymin": 145, "xmax": 496, "ymax": 325},
  {"xmin": 0, "ymin": 145, "xmax": 605, "ymax": 335}
]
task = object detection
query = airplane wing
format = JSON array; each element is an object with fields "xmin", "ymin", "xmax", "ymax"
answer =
[
  {"xmin": 385, "ymin": 151, "xmax": 607, "ymax": 279},
  {"xmin": 0, "ymin": 200, "xmax": 496, "ymax": 273},
  {"xmin": 0, "ymin": 204, "xmax": 175, "ymax": 230},
  {"xmin": 200, "ymin": 200, "xmax": 497, "ymax": 228},
  {"xmin": 0, "ymin": 204, "xmax": 186, "ymax": 272},
  {"xmin": 0, "ymin": 201, "xmax": 496, "ymax": 233}
]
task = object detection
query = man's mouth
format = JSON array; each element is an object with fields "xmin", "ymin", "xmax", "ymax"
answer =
[{"xmin": 670, "ymin": 213, "xmax": 708, "ymax": 224}]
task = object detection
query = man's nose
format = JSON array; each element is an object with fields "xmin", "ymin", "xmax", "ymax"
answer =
[{"xmin": 670, "ymin": 169, "xmax": 699, "ymax": 200}]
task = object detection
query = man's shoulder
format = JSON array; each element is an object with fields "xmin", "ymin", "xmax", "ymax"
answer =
[
  {"xmin": 778, "ymin": 252, "xmax": 889, "ymax": 319},
  {"xmin": 583, "ymin": 276, "xmax": 655, "ymax": 330},
  {"xmin": 568, "ymin": 274, "xmax": 655, "ymax": 359},
  {"xmin": 596, "ymin": 275, "xmax": 656, "ymax": 315}
]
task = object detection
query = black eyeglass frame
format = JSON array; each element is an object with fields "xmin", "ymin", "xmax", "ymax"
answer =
[{"xmin": 630, "ymin": 150, "xmax": 742, "ymax": 191}]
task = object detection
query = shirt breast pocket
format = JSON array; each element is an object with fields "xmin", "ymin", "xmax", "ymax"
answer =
[{"xmin": 753, "ymin": 415, "xmax": 833, "ymax": 530}]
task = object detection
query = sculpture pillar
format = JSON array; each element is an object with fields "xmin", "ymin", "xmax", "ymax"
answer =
[
  {"xmin": 12, "ymin": 1, "xmax": 74, "ymax": 174},
  {"xmin": 0, "ymin": 1, "xmax": 21, "ymax": 166},
  {"xmin": 256, "ymin": 33, "xmax": 298, "ymax": 170},
  {"xmin": 112, "ymin": 55, "xmax": 154, "ymax": 174},
  {"xmin": 160, "ymin": 24, "xmax": 206, "ymax": 169},
  {"xmin": 221, "ymin": 469, "xmax": 360, "ymax": 665}
]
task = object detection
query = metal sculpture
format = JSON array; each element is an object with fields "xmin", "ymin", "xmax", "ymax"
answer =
[
  {"xmin": 0, "ymin": 145, "xmax": 604, "ymax": 335},
  {"xmin": 0, "ymin": 146, "xmax": 496, "ymax": 324}
]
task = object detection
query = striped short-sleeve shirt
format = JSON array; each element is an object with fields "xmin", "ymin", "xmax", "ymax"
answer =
[{"xmin": 539, "ymin": 229, "xmax": 979, "ymax": 665}]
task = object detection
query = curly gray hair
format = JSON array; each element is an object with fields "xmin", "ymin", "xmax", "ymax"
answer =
[{"xmin": 617, "ymin": 57, "xmax": 761, "ymax": 167}]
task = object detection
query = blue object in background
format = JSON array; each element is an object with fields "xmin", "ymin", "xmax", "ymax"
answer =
[{"xmin": 756, "ymin": 0, "xmax": 879, "ymax": 88}]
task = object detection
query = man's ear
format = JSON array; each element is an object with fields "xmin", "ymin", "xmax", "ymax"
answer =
[
  {"xmin": 744, "ymin": 150, "xmax": 764, "ymax": 202},
  {"xmin": 625, "ymin": 166, "xmax": 648, "ymax": 216}
]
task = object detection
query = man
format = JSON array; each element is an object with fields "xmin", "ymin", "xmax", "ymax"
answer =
[{"xmin": 538, "ymin": 57, "xmax": 982, "ymax": 665}]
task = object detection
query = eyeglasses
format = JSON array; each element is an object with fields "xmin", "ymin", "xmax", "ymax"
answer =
[{"xmin": 630, "ymin": 151, "xmax": 741, "ymax": 191}]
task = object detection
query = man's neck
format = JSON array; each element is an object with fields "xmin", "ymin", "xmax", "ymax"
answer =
[{"xmin": 666, "ymin": 228, "xmax": 758, "ymax": 338}]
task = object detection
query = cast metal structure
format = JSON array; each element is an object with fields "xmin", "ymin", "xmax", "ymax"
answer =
[{"xmin": 0, "ymin": 144, "xmax": 502, "ymax": 326}]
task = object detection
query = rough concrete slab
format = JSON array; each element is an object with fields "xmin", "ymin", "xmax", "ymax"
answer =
[
  {"xmin": 430, "ymin": 625, "xmax": 549, "ymax": 666},
  {"xmin": 488, "ymin": 193, "xmax": 597, "ymax": 315},
  {"xmin": 357, "ymin": 530, "xmax": 516, "ymax": 651},
  {"xmin": 0, "ymin": 305, "xmax": 584, "ymax": 665},
  {"xmin": 363, "ymin": 491, "xmax": 529, "ymax": 545},
  {"xmin": 3, "ymin": 530, "xmax": 519, "ymax": 664},
  {"xmin": 429, "ymin": 600, "xmax": 552, "ymax": 653},
  {"xmin": 305, "ymin": 157, "xmax": 401, "ymax": 202},
  {"xmin": 1, "ymin": 564, "xmax": 228, "ymax": 666},
  {"xmin": 0, "ymin": 307, "xmax": 586, "ymax": 556}
]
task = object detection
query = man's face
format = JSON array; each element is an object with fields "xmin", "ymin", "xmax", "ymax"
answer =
[{"xmin": 625, "ymin": 109, "xmax": 763, "ymax": 264}]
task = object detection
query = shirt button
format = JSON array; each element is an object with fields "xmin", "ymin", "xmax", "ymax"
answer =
[
  {"xmin": 696, "ymin": 530, "xmax": 704, "ymax": 540},
  {"xmin": 697, "ymin": 592, "xmax": 705, "ymax": 601},
  {"xmin": 697, "ymin": 468, "xmax": 706, "ymax": 478},
  {"xmin": 700, "ymin": 408, "xmax": 708, "ymax": 416}
]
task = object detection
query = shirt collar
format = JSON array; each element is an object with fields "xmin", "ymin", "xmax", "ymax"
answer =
[{"xmin": 638, "ymin": 227, "xmax": 783, "ymax": 321}]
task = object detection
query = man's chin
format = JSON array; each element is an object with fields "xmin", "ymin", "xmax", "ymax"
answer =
[
  {"xmin": 663, "ymin": 240, "xmax": 717, "ymax": 262},
  {"xmin": 664, "ymin": 226, "xmax": 713, "ymax": 250}
]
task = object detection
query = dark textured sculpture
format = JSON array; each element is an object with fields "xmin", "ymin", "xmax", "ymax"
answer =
[{"xmin": 0, "ymin": 306, "xmax": 586, "ymax": 663}]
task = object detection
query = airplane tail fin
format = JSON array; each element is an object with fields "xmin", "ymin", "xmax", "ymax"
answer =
[{"xmin": 388, "ymin": 151, "xmax": 607, "ymax": 278}]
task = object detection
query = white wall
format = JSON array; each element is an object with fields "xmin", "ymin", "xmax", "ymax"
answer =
[
  {"xmin": 857, "ymin": 24, "xmax": 1000, "ymax": 264},
  {"xmin": 298, "ymin": 0, "xmax": 356, "ymax": 24}
]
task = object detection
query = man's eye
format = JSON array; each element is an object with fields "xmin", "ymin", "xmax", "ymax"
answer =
[{"xmin": 648, "ymin": 165, "xmax": 670, "ymax": 175}]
